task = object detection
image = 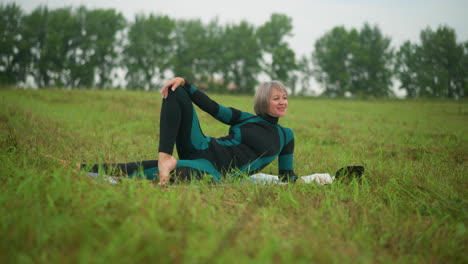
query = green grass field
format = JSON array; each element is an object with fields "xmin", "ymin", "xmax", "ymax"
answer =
[{"xmin": 0, "ymin": 88, "xmax": 466, "ymax": 263}]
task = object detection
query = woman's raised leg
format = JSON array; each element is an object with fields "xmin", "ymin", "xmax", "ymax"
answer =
[{"xmin": 157, "ymin": 87, "xmax": 210, "ymax": 184}]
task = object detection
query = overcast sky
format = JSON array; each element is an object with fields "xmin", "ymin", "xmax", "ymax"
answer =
[
  {"xmin": 6, "ymin": 0, "xmax": 468, "ymax": 94},
  {"xmin": 8, "ymin": 0, "xmax": 467, "ymax": 57}
]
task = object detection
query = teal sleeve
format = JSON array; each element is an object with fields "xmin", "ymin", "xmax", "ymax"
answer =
[{"xmin": 182, "ymin": 80, "xmax": 254, "ymax": 125}]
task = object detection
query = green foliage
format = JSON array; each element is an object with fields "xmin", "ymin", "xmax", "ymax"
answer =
[
  {"xmin": 80, "ymin": 8, "xmax": 126, "ymax": 89},
  {"xmin": 0, "ymin": 5, "xmax": 466, "ymax": 98},
  {"xmin": 394, "ymin": 41, "xmax": 420, "ymax": 97},
  {"xmin": 313, "ymin": 24, "xmax": 393, "ymax": 98},
  {"xmin": 19, "ymin": 6, "xmax": 126, "ymax": 89},
  {"xmin": 0, "ymin": 89, "xmax": 467, "ymax": 263},
  {"xmin": 395, "ymin": 25, "xmax": 467, "ymax": 98},
  {"xmin": 25, "ymin": 7, "xmax": 81, "ymax": 87},
  {"xmin": 21, "ymin": 6, "xmax": 49, "ymax": 87},
  {"xmin": 258, "ymin": 14, "xmax": 297, "ymax": 88},
  {"xmin": 218, "ymin": 21, "xmax": 262, "ymax": 93},
  {"xmin": 295, "ymin": 55, "xmax": 314, "ymax": 95},
  {"xmin": 0, "ymin": 3, "xmax": 27, "ymax": 85},
  {"xmin": 171, "ymin": 19, "xmax": 218, "ymax": 89},
  {"xmin": 312, "ymin": 26, "xmax": 356, "ymax": 97},
  {"xmin": 350, "ymin": 23, "xmax": 394, "ymax": 97},
  {"xmin": 0, "ymin": 6, "xmax": 295, "ymax": 94},
  {"xmin": 124, "ymin": 14, "xmax": 175, "ymax": 90}
]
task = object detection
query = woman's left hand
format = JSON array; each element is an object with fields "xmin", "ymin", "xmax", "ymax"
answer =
[{"xmin": 160, "ymin": 77, "xmax": 185, "ymax": 99}]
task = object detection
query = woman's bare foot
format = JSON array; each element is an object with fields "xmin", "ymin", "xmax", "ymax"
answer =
[{"xmin": 158, "ymin": 152, "xmax": 177, "ymax": 185}]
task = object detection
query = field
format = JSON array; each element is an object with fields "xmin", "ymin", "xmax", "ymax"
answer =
[{"xmin": 0, "ymin": 88, "xmax": 466, "ymax": 263}]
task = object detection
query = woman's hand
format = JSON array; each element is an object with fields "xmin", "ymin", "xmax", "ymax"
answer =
[{"xmin": 160, "ymin": 77, "xmax": 185, "ymax": 99}]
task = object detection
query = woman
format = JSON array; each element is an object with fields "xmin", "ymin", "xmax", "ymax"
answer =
[{"xmin": 83, "ymin": 77, "xmax": 296, "ymax": 185}]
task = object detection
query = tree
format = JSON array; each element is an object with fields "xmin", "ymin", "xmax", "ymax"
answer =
[
  {"xmin": 64, "ymin": 6, "xmax": 95, "ymax": 88},
  {"xmin": 22, "ymin": 7, "xmax": 82, "ymax": 88},
  {"xmin": 170, "ymin": 18, "xmax": 223, "ymax": 89},
  {"xmin": 296, "ymin": 55, "xmax": 314, "ymax": 95},
  {"xmin": 394, "ymin": 41, "xmax": 420, "ymax": 97},
  {"xmin": 418, "ymin": 26, "xmax": 465, "ymax": 98},
  {"xmin": 462, "ymin": 41, "xmax": 468, "ymax": 97},
  {"xmin": 395, "ymin": 25, "xmax": 467, "ymax": 98},
  {"xmin": 80, "ymin": 8, "xmax": 126, "ymax": 88},
  {"xmin": 0, "ymin": 3, "xmax": 28, "ymax": 85},
  {"xmin": 124, "ymin": 14, "xmax": 175, "ymax": 90},
  {"xmin": 218, "ymin": 21, "xmax": 262, "ymax": 93},
  {"xmin": 349, "ymin": 23, "xmax": 393, "ymax": 97},
  {"xmin": 313, "ymin": 24, "xmax": 393, "ymax": 97},
  {"xmin": 257, "ymin": 14, "xmax": 297, "ymax": 87},
  {"xmin": 22, "ymin": 6, "xmax": 50, "ymax": 87},
  {"xmin": 200, "ymin": 19, "xmax": 225, "ymax": 92},
  {"xmin": 312, "ymin": 26, "xmax": 357, "ymax": 97}
]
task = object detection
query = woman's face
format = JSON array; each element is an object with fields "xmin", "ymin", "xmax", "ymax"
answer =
[{"xmin": 268, "ymin": 88, "xmax": 288, "ymax": 117}]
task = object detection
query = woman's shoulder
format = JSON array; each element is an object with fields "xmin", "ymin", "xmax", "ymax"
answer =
[
  {"xmin": 278, "ymin": 125, "xmax": 294, "ymax": 138},
  {"xmin": 240, "ymin": 111, "xmax": 256, "ymax": 119}
]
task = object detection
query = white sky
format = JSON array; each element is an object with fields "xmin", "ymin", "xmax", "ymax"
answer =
[
  {"xmin": 5, "ymin": 0, "xmax": 468, "ymax": 95},
  {"xmin": 7, "ymin": 0, "xmax": 467, "ymax": 57}
]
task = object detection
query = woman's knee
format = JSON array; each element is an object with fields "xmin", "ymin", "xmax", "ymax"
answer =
[{"xmin": 162, "ymin": 87, "xmax": 190, "ymax": 107}]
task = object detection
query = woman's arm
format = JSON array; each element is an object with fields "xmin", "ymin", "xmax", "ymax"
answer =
[
  {"xmin": 278, "ymin": 128, "xmax": 298, "ymax": 182},
  {"xmin": 161, "ymin": 77, "xmax": 253, "ymax": 125}
]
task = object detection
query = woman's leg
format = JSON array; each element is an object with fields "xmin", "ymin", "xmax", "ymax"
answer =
[
  {"xmin": 157, "ymin": 87, "xmax": 211, "ymax": 183},
  {"xmin": 81, "ymin": 160, "xmax": 159, "ymax": 177},
  {"xmin": 81, "ymin": 160, "xmax": 212, "ymax": 182},
  {"xmin": 81, "ymin": 88, "xmax": 214, "ymax": 183},
  {"xmin": 158, "ymin": 87, "xmax": 210, "ymax": 157}
]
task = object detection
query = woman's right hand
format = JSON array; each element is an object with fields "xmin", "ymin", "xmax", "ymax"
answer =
[{"xmin": 160, "ymin": 77, "xmax": 185, "ymax": 99}]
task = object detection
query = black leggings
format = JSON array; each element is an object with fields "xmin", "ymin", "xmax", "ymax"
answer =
[
  {"xmin": 82, "ymin": 88, "xmax": 220, "ymax": 181},
  {"xmin": 81, "ymin": 160, "xmax": 205, "ymax": 182}
]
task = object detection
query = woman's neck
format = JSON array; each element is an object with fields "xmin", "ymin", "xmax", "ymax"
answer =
[{"xmin": 260, "ymin": 113, "xmax": 279, "ymax": 124}]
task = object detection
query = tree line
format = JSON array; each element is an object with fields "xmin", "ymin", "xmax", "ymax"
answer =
[{"xmin": 1, "ymin": 3, "xmax": 467, "ymax": 98}]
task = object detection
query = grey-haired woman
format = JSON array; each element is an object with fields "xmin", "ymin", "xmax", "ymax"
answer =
[{"xmin": 84, "ymin": 77, "xmax": 296, "ymax": 185}]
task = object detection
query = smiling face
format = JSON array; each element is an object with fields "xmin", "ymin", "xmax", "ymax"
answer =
[{"xmin": 268, "ymin": 88, "xmax": 288, "ymax": 117}]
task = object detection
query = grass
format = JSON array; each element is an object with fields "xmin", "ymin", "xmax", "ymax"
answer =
[{"xmin": 0, "ymin": 88, "xmax": 466, "ymax": 263}]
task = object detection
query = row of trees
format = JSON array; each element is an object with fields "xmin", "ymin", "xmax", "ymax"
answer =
[
  {"xmin": 1, "ymin": 3, "xmax": 467, "ymax": 98},
  {"xmin": 0, "ymin": 4, "xmax": 296, "ymax": 93},
  {"xmin": 1, "ymin": 4, "xmax": 126, "ymax": 89},
  {"xmin": 312, "ymin": 24, "xmax": 467, "ymax": 98}
]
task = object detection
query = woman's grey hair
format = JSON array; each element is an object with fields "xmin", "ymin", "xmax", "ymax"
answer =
[{"xmin": 253, "ymin": 80, "xmax": 288, "ymax": 115}]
